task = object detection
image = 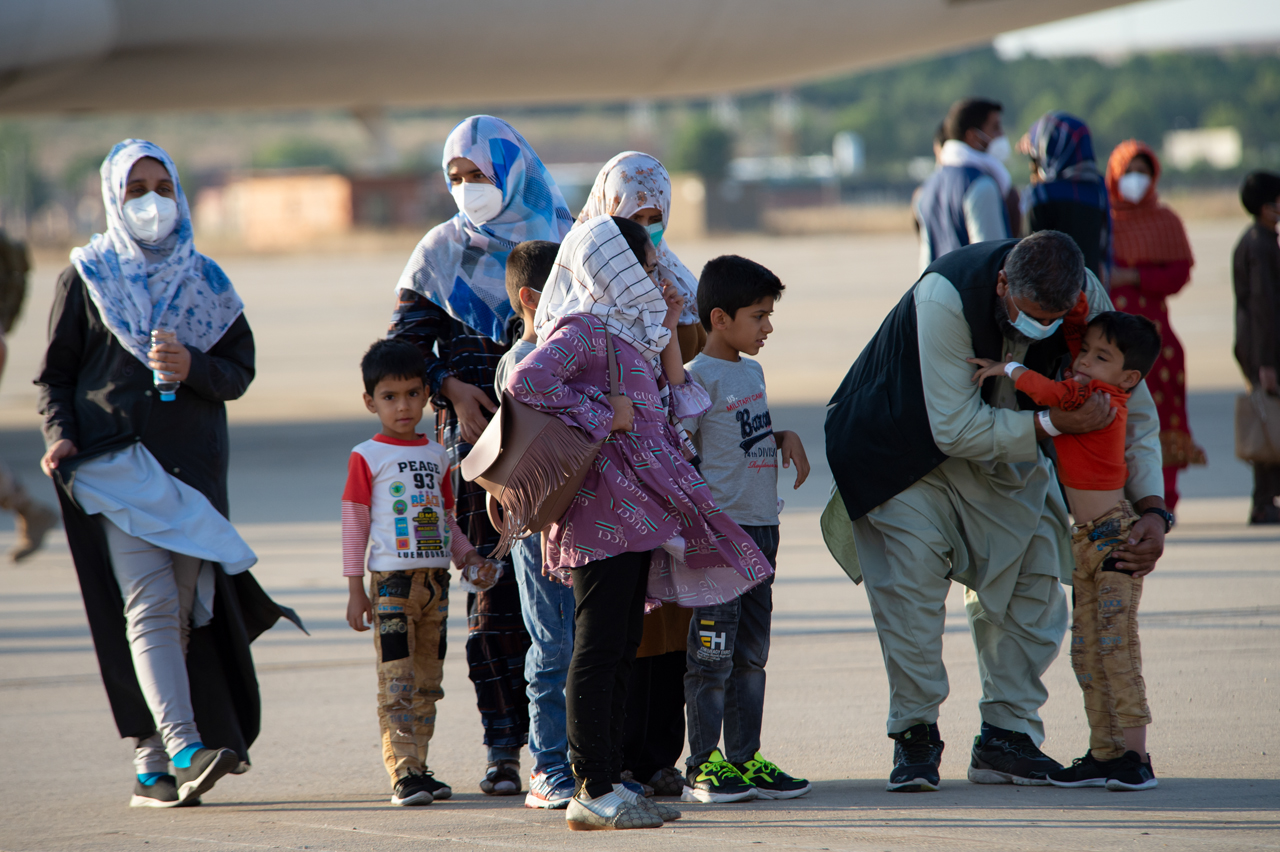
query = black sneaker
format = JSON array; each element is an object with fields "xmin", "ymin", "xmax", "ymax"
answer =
[
  {"xmin": 480, "ymin": 760, "xmax": 522, "ymax": 795},
  {"xmin": 1048, "ymin": 751, "xmax": 1120, "ymax": 788},
  {"xmin": 733, "ymin": 752, "xmax": 811, "ymax": 800},
  {"xmin": 174, "ymin": 747, "xmax": 239, "ymax": 804},
  {"xmin": 130, "ymin": 774, "xmax": 196, "ymax": 808},
  {"xmin": 1105, "ymin": 751, "xmax": 1158, "ymax": 791},
  {"xmin": 887, "ymin": 723, "xmax": 945, "ymax": 792},
  {"xmin": 681, "ymin": 749, "xmax": 758, "ymax": 803},
  {"xmin": 416, "ymin": 768, "xmax": 452, "ymax": 800},
  {"xmin": 967, "ymin": 727, "xmax": 1061, "ymax": 786},
  {"xmin": 391, "ymin": 772, "xmax": 435, "ymax": 806}
]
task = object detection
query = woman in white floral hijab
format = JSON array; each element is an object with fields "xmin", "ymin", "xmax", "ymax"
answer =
[{"xmin": 576, "ymin": 152, "xmax": 705, "ymax": 360}]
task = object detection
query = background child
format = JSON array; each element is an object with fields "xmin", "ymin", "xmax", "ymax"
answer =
[
  {"xmin": 493, "ymin": 240, "xmax": 579, "ymax": 809},
  {"xmin": 343, "ymin": 339, "xmax": 496, "ymax": 807},
  {"xmin": 680, "ymin": 255, "xmax": 812, "ymax": 803},
  {"xmin": 970, "ymin": 310, "xmax": 1165, "ymax": 792}
]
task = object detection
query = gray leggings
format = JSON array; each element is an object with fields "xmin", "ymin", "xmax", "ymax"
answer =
[{"xmin": 102, "ymin": 518, "xmax": 207, "ymax": 774}]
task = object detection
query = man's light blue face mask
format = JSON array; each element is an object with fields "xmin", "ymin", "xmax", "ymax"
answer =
[{"xmin": 1006, "ymin": 291, "xmax": 1063, "ymax": 340}]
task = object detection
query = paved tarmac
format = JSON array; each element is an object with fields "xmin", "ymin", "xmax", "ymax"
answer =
[{"xmin": 1, "ymin": 221, "xmax": 1278, "ymax": 850}]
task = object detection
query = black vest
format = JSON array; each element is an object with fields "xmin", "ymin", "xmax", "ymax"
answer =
[{"xmin": 825, "ymin": 239, "xmax": 1071, "ymax": 520}]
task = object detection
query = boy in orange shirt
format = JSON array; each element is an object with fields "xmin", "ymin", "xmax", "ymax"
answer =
[{"xmin": 969, "ymin": 310, "xmax": 1163, "ymax": 793}]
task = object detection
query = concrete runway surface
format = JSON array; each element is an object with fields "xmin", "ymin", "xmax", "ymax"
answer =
[{"xmin": 1, "ymin": 223, "xmax": 1278, "ymax": 850}]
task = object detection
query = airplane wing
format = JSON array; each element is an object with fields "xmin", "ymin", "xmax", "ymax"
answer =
[{"xmin": 0, "ymin": 0, "xmax": 1133, "ymax": 114}]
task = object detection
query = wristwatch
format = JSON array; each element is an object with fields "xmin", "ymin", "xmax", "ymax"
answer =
[{"xmin": 1141, "ymin": 507, "xmax": 1175, "ymax": 533}]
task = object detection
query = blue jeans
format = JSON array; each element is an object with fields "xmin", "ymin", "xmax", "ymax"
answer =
[
  {"xmin": 510, "ymin": 534, "xmax": 576, "ymax": 773},
  {"xmin": 684, "ymin": 524, "xmax": 778, "ymax": 767}
]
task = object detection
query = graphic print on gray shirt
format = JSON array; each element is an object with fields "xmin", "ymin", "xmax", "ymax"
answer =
[
  {"xmin": 494, "ymin": 339, "xmax": 538, "ymax": 397},
  {"xmin": 683, "ymin": 353, "xmax": 779, "ymax": 525}
]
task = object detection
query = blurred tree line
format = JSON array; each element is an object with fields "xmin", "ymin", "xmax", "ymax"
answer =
[{"xmin": 786, "ymin": 46, "xmax": 1280, "ymax": 182}]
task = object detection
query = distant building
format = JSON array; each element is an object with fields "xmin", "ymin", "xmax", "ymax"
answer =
[
  {"xmin": 194, "ymin": 169, "xmax": 454, "ymax": 249},
  {"xmin": 349, "ymin": 174, "xmax": 456, "ymax": 229},
  {"xmin": 1163, "ymin": 127, "xmax": 1242, "ymax": 171},
  {"xmin": 194, "ymin": 170, "xmax": 352, "ymax": 250}
]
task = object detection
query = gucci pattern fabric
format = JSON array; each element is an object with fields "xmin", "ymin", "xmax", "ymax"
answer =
[
  {"xmin": 576, "ymin": 152, "xmax": 699, "ymax": 325},
  {"xmin": 508, "ymin": 314, "xmax": 771, "ymax": 604},
  {"xmin": 71, "ymin": 139, "xmax": 243, "ymax": 365},
  {"xmin": 1069, "ymin": 501, "xmax": 1152, "ymax": 761},
  {"xmin": 395, "ymin": 116, "xmax": 573, "ymax": 343}
]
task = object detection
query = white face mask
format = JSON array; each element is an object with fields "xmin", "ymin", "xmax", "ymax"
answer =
[
  {"xmin": 1118, "ymin": 172, "xmax": 1152, "ymax": 204},
  {"xmin": 451, "ymin": 181, "xmax": 504, "ymax": 227},
  {"xmin": 122, "ymin": 192, "xmax": 178, "ymax": 244},
  {"xmin": 984, "ymin": 134, "xmax": 1012, "ymax": 163}
]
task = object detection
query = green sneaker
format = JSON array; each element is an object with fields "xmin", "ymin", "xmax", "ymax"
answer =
[
  {"xmin": 733, "ymin": 752, "xmax": 811, "ymax": 799},
  {"xmin": 681, "ymin": 749, "xmax": 758, "ymax": 803}
]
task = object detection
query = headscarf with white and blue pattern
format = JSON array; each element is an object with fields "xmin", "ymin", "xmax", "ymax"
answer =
[
  {"xmin": 70, "ymin": 139, "xmax": 243, "ymax": 365},
  {"xmin": 395, "ymin": 116, "xmax": 573, "ymax": 343}
]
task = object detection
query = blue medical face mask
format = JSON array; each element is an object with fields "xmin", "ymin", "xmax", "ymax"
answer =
[
  {"xmin": 1007, "ymin": 292, "xmax": 1062, "ymax": 340},
  {"xmin": 645, "ymin": 222, "xmax": 664, "ymax": 247}
]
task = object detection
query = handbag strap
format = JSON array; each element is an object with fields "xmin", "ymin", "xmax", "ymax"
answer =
[{"xmin": 605, "ymin": 327, "xmax": 620, "ymax": 397}]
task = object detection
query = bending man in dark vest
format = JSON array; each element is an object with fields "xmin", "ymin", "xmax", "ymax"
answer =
[{"xmin": 823, "ymin": 231, "xmax": 1167, "ymax": 792}]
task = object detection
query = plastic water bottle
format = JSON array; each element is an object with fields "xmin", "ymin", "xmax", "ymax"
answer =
[{"xmin": 149, "ymin": 328, "xmax": 180, "ymax": 401}]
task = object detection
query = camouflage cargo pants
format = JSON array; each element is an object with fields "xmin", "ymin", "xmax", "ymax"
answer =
[
  {"xmin": 371, "ymin": 568, "xmax": 450, "ymax": 783},
  {"xmin": 1070, "ymin": 501, "xmax": 1153, "ymax": 761}
]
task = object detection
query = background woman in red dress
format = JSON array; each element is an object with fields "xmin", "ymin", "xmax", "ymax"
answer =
[{"xmin": 1105, "ymin": 139, "xmax": 1205, "ymax": 511}]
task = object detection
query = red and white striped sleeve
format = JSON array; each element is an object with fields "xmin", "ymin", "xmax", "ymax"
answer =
[
  {"xmin": 341, "ymin": 451, "xmax": 373, "ymax": 577},
  {"xmin": 447, "ymin": 511, "xmax": 477, "ymax": 567}
]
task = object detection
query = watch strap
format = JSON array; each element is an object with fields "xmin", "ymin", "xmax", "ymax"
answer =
[{"xmin": 1141, "ymin": 506, "xmax": 1174, "ymax": 532}]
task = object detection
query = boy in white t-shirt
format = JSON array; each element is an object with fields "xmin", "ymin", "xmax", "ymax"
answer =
[
  {"xmin": 342, "ymin": 339, "xmax": 498, "ymax": 807},
  {"xmin": 680, "ymin": 255, "xmax": 812, "ymax": 804}
]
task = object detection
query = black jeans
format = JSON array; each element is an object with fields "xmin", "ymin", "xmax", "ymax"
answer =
[
  {"xmin": 684, "ymin": 524, "xmax": 778, "ymax": 766},
  {"xmin": 566, "ymin": 550, "xmax": 649, "ymax": 794}
]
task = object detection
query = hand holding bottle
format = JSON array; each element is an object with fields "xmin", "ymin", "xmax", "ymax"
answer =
[
  {"xmin": 148, "ymin": 328, "xmax": 190, "ymax": 400},
  {"xmin": 459, "ymin": 552, "xmax": 502, "ymax": 593}
]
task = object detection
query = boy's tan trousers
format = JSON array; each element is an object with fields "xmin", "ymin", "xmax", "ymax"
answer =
[
  {"xmin": 1069, "ymin": 501, "xmax": 1153, "ymax": 761},
  {"xmin": 371, "ymin": 568, "xmax": 450, "ymax": 783}
]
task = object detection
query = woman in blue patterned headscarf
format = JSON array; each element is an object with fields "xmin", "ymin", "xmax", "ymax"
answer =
[
  {"xmin": 388, "ymin": 116, "xmax": 571, "ymax": 798},
  {"xmin": 1020, "ymin": 111, "xmax": 1111, "ymax": 279},
  {"xmin": 396, "ymin": 115, "xmax": 573, "ymax": 345},
  {"xmin": 37, "ymin": 140, "xmax": 301, "ymax": 809},
  {"xmin": 71, "ymin": 139, "xmax": 244, "ymax": 365}
]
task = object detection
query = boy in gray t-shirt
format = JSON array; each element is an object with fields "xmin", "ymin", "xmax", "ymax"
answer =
[{"xmin": 680, "ymin": 255, "xmax": 812, "ymax": 804}]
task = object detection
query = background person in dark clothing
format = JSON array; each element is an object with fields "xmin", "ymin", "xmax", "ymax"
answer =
[
  {"xmin": 1234, "ymin": 170, "xmax": 1280, "ymax": 524},
  {"xmin": 914, "ymin": 98, "xmax": 1019, "ymax": 272},
  {"xmin": 1020, "ymin": 112, "xmax": 1111, "ymax": 282}
]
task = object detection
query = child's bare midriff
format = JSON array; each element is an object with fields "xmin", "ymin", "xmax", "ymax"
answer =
[{"xmin": 1065, "ymin": 486, "xmax": 1126, "ymax": 525}]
